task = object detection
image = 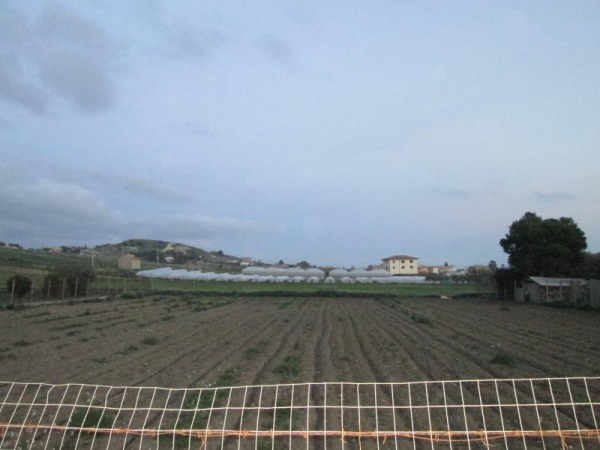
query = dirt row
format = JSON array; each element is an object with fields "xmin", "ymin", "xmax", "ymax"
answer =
[{"xmin": 1, "ymin": 296, "xmax": 599, "ymax": 449}]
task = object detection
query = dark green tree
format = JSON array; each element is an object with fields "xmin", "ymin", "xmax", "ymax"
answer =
[
  {"xmin": 6, "ymin": 275, "xmax": 32, "ymax": 298},
  {"xmin": 42, "ymin": 264, "xmax": 96, "ymax": 298},
  {"xmin": 500, "ymin": 212, "xmax": 587, "ymax": 280}
]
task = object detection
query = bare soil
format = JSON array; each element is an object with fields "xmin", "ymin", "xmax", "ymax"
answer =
[{"xmin": 1, "ymin": 295, "xmax": 599, "ymax": 449}]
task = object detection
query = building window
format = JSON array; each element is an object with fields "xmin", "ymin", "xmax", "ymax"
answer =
[{"xmin": 402, "ymin": 266, "xmax": 405, "ymax": 269}]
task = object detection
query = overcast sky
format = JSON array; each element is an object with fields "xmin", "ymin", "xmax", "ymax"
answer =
[{"xmin": 1, "ymin": 1, "xmax": 599, "ymax": 268}]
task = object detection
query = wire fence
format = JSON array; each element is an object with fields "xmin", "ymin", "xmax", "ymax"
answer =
[
  {"xmin": 1, "ymin": 377, "xmax": 599, "ymax": 449},
  {"xmin": 0, "ymin": 276, "xmax": 193, "ymax": 304}
]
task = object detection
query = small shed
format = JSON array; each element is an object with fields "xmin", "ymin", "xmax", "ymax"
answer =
[
  {"xmin": 523, "ymin": 276, "xmax": 584, "ymax": 305},
  {"xmin": 118, "ymin": 254, "xmax": 141, "ymax": 271}
]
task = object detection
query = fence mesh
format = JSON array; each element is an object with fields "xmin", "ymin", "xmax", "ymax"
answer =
[{"xmin": 1, "ymin": 377, "xmax": 599, "ymax": 449}]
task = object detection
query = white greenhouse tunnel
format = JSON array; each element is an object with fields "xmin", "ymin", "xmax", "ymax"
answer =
[{"xmin": 135, "ymin": 266, "xmax": 427, "ymax": 284}]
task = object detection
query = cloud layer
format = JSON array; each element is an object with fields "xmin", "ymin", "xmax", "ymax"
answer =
[
  {"xmin": 0, "ymin": 179, "xmax": 281, "ymax": 248},
  {"xmin": 0, "ymin": 3, "xmax": 120, "ymax": 114}
]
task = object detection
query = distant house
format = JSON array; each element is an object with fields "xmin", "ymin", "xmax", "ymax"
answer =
[
  {"xmin": 240, "ymin": 257, "xmax": 252, "ymax": 266},
  {"xmin": 164, "ymin": 256, "xmax": 175, "ymax": 264},
  {"xmin": 118, "ymin": 254, "xmax": 141, "ymax": 271},
  {"xmin": 48, "ymin": 246, "xmax": 63, "ymax": 254},
  {"xmin": 424, "ymin": 263, "xmax": 457, "ymax": 275},
  {"xmin": 382, "ymin": 255, "xmax": 419, "ymax": 275}
]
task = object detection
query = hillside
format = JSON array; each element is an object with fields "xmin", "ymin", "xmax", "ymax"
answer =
[{"xmin": 95, "ymin": 239, "xmax": 241, "ymax": 266}]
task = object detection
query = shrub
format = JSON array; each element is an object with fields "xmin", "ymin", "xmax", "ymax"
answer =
[
  {"xmin": 5, "ymin": 275, "xmax": 32, "ymax": 299},
  {"xmin": 69, "ymin": 407, "xmax": 114, "ymax": 431},
  {"xmin": 490, "ymin": 351, "xmax": 516, "ymax": 366},
  {"xmin": 410, "ymin": 312, "xmax": 433, "ymax": 326},
  {"xmin": 42, "ymin": 264, "xmax": 96, "ymax": 298}
]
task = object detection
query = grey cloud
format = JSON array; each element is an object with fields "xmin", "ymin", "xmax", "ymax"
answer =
[
  {"xmin": 257, "ymin": 33, "xmax": 294, "ymax": 65},
  {"xmin": 0, "ymin": 57, "xmax": 49, "ymax": 115},
  {"xmin": 534, "ymin": 191, "xmax": 575, "ymax": 202},
  {"xmin": 431, "ymin": 187, "xmax": 470, "ymax": 199},
  {"xmin": 48, "ymin": 166, "xmax": 192, "ymax": 202},
  {"xmin": 0, "ymin": 180, "xmax": 282, "ymax": 247},
  {"xmin": 135, "ymin": 2, "xmax": 231, "ymax": 60},
  {"xmin": 132, "ymin": 215, "xmax": 283, "ymax": 241},
  {"xmin": 0, "ymin": 3, "xmax": 121, "ymax": 114},
  {"xmin": 114, "ymin": 174, "xmax": 192, "ymax": 201},
  {"xmin": 164, "ymin": 28, "xmax": 230, "ymax": 60}
]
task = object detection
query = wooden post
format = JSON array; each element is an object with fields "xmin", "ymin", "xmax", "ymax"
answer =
[
  {"xmin": 545, "ymin": 281, "xmax": 549, "ymax": 304},
  {"xmin": 108, "ymin": 276, "xmax": 112, "ymax": 295},
  {"xmin": 124, "ymin": 277, "xmax": 127, "ymax": 293},
  {"xmin": 61, "ymin": 278, "xmax": 66, "ymax": 300},
  {"xmin": 513, "ymin": 281, "xmax": 517, "ymax": 301},
  {"xmin": 86, "ymin": 279, "xmax": 90, "ymax": 298},
  {"xmin": 30, "ymin": 281, "xmax": 34, "ymax": 302},
  {"xmin": 10, "ymin": 278, "xmax": 15, "ymax": 304},
  {"xmin": 74, "ymin": 278, "xmax": 79, "ymax": 299},
  {"xmin": 559, "ymin": 279, "xmax": 563, "ymax": 303},
  {"xmin": 47, "ymin": 278, "xmax": 51, "ymax": 301}
]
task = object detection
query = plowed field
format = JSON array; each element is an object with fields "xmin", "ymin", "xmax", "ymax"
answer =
[
  {"xmin": 1, "ymin": 295, "xmax": 598, "ymax": 386},
  {"xmin": 1, "ymin": 295, "xmax": 599, "ymax": 449}
]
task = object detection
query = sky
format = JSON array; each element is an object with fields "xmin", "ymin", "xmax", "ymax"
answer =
[{"xmin": 1, "ymin": 1, "xmax": 599, "ymax": 269}]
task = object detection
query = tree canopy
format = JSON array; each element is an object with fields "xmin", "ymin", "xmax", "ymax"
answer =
[{"xmin": 499, "ymin": 212, "xmax": 587, "ymax": 279}]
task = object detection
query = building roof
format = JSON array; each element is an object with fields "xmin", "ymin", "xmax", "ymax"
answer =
[
  {"xmin": 528, "ymin": 276, "xmax": 583, "ymax": 287},
  {"xmin": 382, "ymin": 255, "xmax": 418, "ymax": 261}
]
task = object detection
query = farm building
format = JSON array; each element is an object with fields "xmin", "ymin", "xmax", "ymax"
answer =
[
  {"xmin": 517, "ymin": 276, "xmax": 585, "ymax": 305},
  {"xmin": 382, "ymin": 255, "xmax": 419, "ymax": 275},
  {"xmin": 118, "ymin": 254, "xmax": 141, "ymax": 271}
]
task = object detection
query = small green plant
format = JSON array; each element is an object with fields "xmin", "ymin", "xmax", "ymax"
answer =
[
  {"xmin": 142, "ymin": 336, "xmax": 159, "ymax": 345},
  {"xmin": 69, "ymin": 407, "xmax": 114, "ymax": 431},
  {"xmin": 499, "ymin": 306, "xmax": 510, "ymax": 311},
  {"xmin": 14, "ymin": 339, "xmax": 32, "ymax": 347},
  {"xmin": 490, "ymin": 351, "xmax": 516, "ymax": 366},
  {"xmin": 274, "ymin": 355, "xmax": 300, "ymax": 377},
  {"xmin": 121, "ymin": 291, "xmax": 138, "ymax": 299},
  {"xmin": 410, "ymin": 312, "xmax": 433, "ymax": 326},
  {"xmin": 161, "ymin": 315, "xmax": 175, "ymax": 321},
  {"xmin": 117, "ymin": 345, "xmax": 139, "ymax": 355},
  {"xmin": 92, "ymin": 357, "xmax": 108, "ymax": 364},
  {"xmin": 215, "ymin": 367, "xmax": 237, "ymax": 387}
]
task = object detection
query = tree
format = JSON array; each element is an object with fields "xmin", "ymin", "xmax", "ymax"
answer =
[
  {"xmin": 42, "ymin": 264, "xmax": 96, "ymax": 298},
  {"xmin": 578, "ymin": 252, "xmax": 600, "ymax": 279},
  {"xmin": 499, "ymin": 212, "xmax": 587, "ymax": 280},
  {"xmin": 6, "ymin": 275, "xmax": 32, "ymax": 298}
]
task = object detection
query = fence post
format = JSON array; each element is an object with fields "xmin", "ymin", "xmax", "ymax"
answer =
[
  {"xmin": 108, "ymin": 276, "xmax": 112, "ymax": 296},
  {"xmin": 124, "ymin": 277, "xmax": 127, "ymax": 293},
  {"xmin": 74, "ymin": 278, "xmax": 79, "ymax": 300},
  {"xmin": 62, "ymin": 278, "xmax": 66, "ymax": 300},
  {"xmin": 545, "ymin": 281, "xmax": 549, "ymax": 304},
  {"xmin": 30, "ymin": 281, "xmax": 34, "ymax": 302},
  {"xmin": 47, "ymin": 278, "xmax": 51, "ymax": 301},
  {"xmin": 11, "ymin": 278, "xmax": 15, "ymax": 304},
  {"xmin": 87, "ymin": 279, "xmax": 90, "ymax": 298}
]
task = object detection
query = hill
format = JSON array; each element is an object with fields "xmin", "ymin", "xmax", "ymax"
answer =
[{"xmin": 95, "ymin": 239, "xmax": 241, "ymax": 267}]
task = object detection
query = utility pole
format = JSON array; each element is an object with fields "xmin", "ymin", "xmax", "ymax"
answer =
[{"xmin": 91, "ymin": 247, "xmax": 95, "ymax": 267}]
